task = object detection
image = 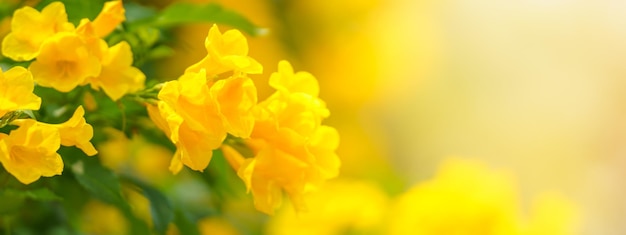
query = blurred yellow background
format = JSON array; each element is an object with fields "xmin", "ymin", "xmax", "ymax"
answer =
[
  {"xmin": 370, "ymin": 1, "xmax": 626, "ymax": 234},
  {"xmin": 154, "ymin": 0, "xmax": 626, "ymax": 234}
]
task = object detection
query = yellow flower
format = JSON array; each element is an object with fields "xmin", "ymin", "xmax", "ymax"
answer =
[
  {"xmin": 148, "ymin": 25, "xmax": 264, "ymax": 174},
  {"xmin": 258, "ymin": 60, "xmax": 330, "ymax": 139},
  {"xmin": 224, "ymin": 61, "xmax": 340, "ymax": 214},
  {"xmin": 386, "ymin": 159, "xmax": 521, "ymax": 235},
  {"xmin": 92, "ymin": 1, "xmax": 125, "ymax": 38},
  {"xmin": 186, "ymin": 24, "xmax": 262, "ymax": 75},
  {"xmin": 386, "ymin": 158, "xmax": 581, "ymax": 235},
  {"xmin": 0, "ymin": 66, "xmax": 41, "ymax": 117},
  {"xmin": 198, "ymin": 217, "xmax": 240, "ymax": 235},
  {"xmin": 236, "ymin": 125, "xmax": 340, "ymax": 214},
  {"xmin": 11, "ymin": 106, "xmax": 97, "ymax": 156},
  {"xmin": 0, "ymin": 119, "xmax": 62, "ymax": 184},
  {"xmin": 1, "ymin": 2, "xmax": 74, "ymax": 61},
  {"xmin": 256, "ymin": 92, "xmax": 329, "ymax": 138},
  {"xmin": 148, "ymin": 69, "xmax": 256, "ymax": 173},
  {"xmin": 266, "ymin": 180, "xmax": 388, "ymax": 235},
  {"xmin": 75, "ymin": 19, "xmax": 108, "ymax": 61},
  {"xmin": 46, "ymin": 106, "xmax": 98, "ymax": 156},
  {"xmin": 98, "ymin": 128, "xmax": 173, "ymax": 184},
  {"xmin": 211, "ymin": 75, "xmax": 257, "ymax": 138},
  {"xmin": 148, "ymin": 66, "xmax": 258, "ymax": 174},
  {"xmin": 148, "ymin": 70, "xmax": 224, "ymax": 174},
  {"xmin": 269, "ymin": 60, "xmax": 319, "ymax": 96},
  {"xmin": 29, "ymin": 32, "xmax": 102, "ymax": 92},
  {"xmin": 89, "ymin": 41, "xmax": 146, "ymax": 101},
  {"xmin": 97, "ymin": 128, "xmax": 130, "ymax": 170},
  {"xmin": 523, "ymin": 192, "xmax": 580, "ymax": 235},
  {"xmin": 257, "ymin": 61, "xmax": 329, "ymax": 137},
  {"xmin": 81, "ymin": 200, "xmax": 128, "ymax": 235}
]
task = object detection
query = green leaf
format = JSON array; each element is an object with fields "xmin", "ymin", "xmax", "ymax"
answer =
[
  {"xmin": 2, "ymin": 188, "xmax": 62, "ymax": 201},
  {"xmin": 123, "ymin": 2, "xmax": 157, "ymax": 24},
  {"xmin": 202, "ymin": 149, "xmax": 246, "ymax": 199},
  {"xmin": 0, "ymin": 191, "xmax": 24, "ymax": 214},
  {"xmin": 70, "ymin": 158, "xmax": 125, "ymax": 207},
  {"xmin": 173, "ymin": 210, "xmax": 200, "ymax": 235},
  {"xmin": 146, "ymin": 45, "xmax": 175, "ymax": 61},
  {"xmin": 36, "ymin": 0, "xmax": 106, "ymax": 25},
  {"xmin": 0, "ymin": 188, "xmax": 60, "ymax": 215},
  {"xmin": 124, "ymin": 177, "xmax": 174, "ymax": 235},
  {"xmin": 154, "ymin": 2, "xmax": 264, "ymax": 36},
  {"xmin": 69, "ymin": 157, "xmax": 152, "ymax": 234},
  {"xmin": 136, "ymin": 27, "xmax": 161, "ymax": 47}
]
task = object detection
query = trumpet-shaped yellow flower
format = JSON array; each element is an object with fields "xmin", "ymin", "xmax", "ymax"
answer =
[
  {"xmin": 186, "ymin": 25, "xmax": 262, "ymax": 75},
  {"xmin": 29, "ymin": 32, "xmax": 102, "ymax": 92},
  {"xmin": 266, "ymin": 180, "xmax": 388, "ymax": 235},
  {"xmin": 211, "ymin": 75, "xmax": 257, "ymax": 138},
  {"xmin": 148, "ymin": 69, "xmax": 257, "ymax": 174},
  {"xmin": 148, "ymin": 70, "xmax": 224, "ymax": 173},
  {"xmin": 269, "ymin": 60, "xmax": 319, "ymax": 96},
  {"xmin": 0, "ymin": 119, "xmax": 62, "ymax": 184},
  {"xmin": 257, "ymin": 61, "xmax": 329, "ymax": 138},
  {"xmin": 225, "ymin": 61, "xmax": 340, "ymax": 214},
  {"xmin": 256, "ymin": 91, "xmax": 329, "ymax": 138},
  {"xmin": 1, "ymin": 2, "xmax": 74, "ymax": 61},
  {"xmin": 90, "ymin": 41, "xmax": 146, "ymax": 101},
  {"xmin": 236, "ymin": 125, "xmax": 340, "ymax": 214},
  {"xmin": 386, "ymin": 159, "xmax": 521, "ymax": 235},
  {"xmin": 75, "ymin": 19, "xmax": 108, "ymax": 62},
  {"xmin": 386, "ymin": 158, "xmax": 581, "ymax": 235},
  {"xmin": 46, "ymin": 106, "xmax": 97, "ymax": 156},
  {"xmin": 92, "ymin": 1, "xmax": 125, "ymax": 38},
  {"xmin": 0, "ymin": 66, "xmax": 41, "ymax": 117},
  {"xmin": 523, "ymin": 192, "xmax": 580, "ymax": 235},
  {"xmin": 12, "ymin": 106, "xmax": 98, "ymax": 156}
]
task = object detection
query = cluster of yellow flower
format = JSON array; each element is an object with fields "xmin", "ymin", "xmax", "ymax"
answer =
[
  {"xmin": 222, "ymin": 60, "xmax": 340, "ymax": 214},
  {"xmin": 147, "ymin": 24, "xmax": 340, "ymax": 214},
  {"xmin": 0, "ymin": 67, "xmax": 95, "ymax": 184},
  {"xmin": 2, "ymin": 1, "xmax": 144, "ymax": 99},
  {"xmin": 0, "ymin": 1, "xmax": 340, "ymax": 215},
  {"xmin": 0, "ymin": 1, "xmax": 135, "ymax": 184}
]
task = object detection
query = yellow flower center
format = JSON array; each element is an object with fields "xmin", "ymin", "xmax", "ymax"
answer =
[
  {"xmin": 56, "ymin": 60, "xmax": 74, "ymax": 76},
  {"xmin": 9, "ymin": 145, "xmax": 28, "ymax": 162}
]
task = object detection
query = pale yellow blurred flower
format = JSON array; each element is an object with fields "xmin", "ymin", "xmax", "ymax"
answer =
[
  {"xmin": 523, "ymin": 192, "xmax": 580, "ymax": 235},
  {"xmin": 387, "ymin": 158, "xmax": 520, "ymax": 235},
  {"xmin": 198, "ymin": 217, "xmax": 240, "ymax": 235},
  {"xmin": 98, "ymin": 128, "xmax": 130, "ymax": 170},
  {"xmin": 98, "ymin": 128, "xmax": 173, "ymax": 183},
  {"xmin": 124, "ymin": 187, "xmax": 152, "ymax": 228},
  {"xmin": 266, "ymin": 180, "xmax": 388, "ymax": 235},
  {"xmin": 386, "ymin": 158, "xmax": 580, "ymax": 235},
  {"xmin": 81, "ymin": 200, "xmax": 128, "ymax": 235}
]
